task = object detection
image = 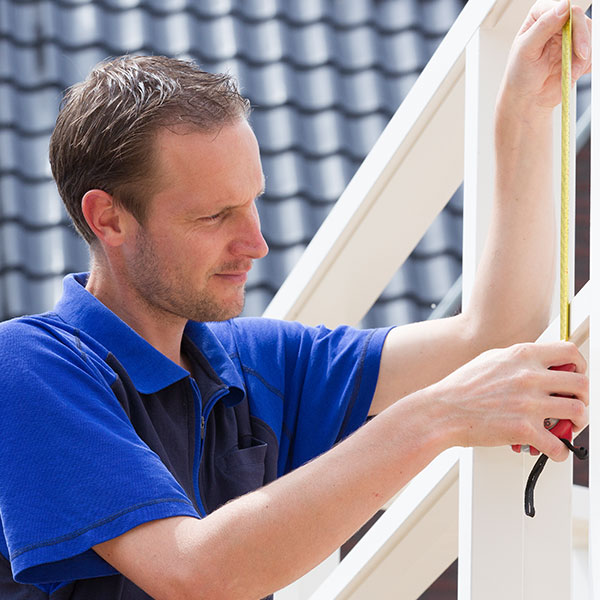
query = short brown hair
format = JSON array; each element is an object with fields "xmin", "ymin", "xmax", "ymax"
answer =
[{"xmin": 49, "ymin": 55, "xmax": 251, "ymax": 244}]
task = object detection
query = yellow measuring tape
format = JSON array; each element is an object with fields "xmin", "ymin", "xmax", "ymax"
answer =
[{"xmin": 560, "ymin": 3, "xmax": 572, "ymax": 342}]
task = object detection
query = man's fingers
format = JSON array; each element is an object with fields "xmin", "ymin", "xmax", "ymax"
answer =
[
  {"xmin": 543, "ymin": 371, "xmax": 589, "ymax": 404},
  {"xmin": 541, "ymin": 396, "xmax": 589, "ymax": 430},
  {"xmin": 518, "ymin": 0, "xmax": 570, "ymax": 57},
  {"xmin": 540, "ymin": 430, "xmax": 571, "ymax": 461},
  {"xmin": 532, "ymin": 340, "xmax": 588, "ymax": 373},
  {"xmin": 519, "ymin": 0, "xmax": 566, "ymax": 36},
  {"xmin": 572, "ymin": 5, "xmax": 592, "ymax": 77}
]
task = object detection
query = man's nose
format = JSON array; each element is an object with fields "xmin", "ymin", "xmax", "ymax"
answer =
[{"xmin": 232, "ymin": 205, "xmax": 269, "ymax": 259}]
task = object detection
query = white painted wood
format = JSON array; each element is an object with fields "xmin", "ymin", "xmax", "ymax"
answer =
[
  {"xmin": 573, "ymin": 485, "xmax": 589, "ymax": 550},
  {"xmin": 516, "ymin": 54, "xmax": 580, "ymax": 599},
  {"xmin": 459, "ymin": 447, "xmax": 527, "ymax": 600},
  {"xmin": 572, "ymin": 486, "xmax": 590, "ymax": 598},
  {"xmin": 458, "ymin": 21, "xmax": 528, "ymax": 600},
  {"xmin": 588, "ymin": 0, "xmax": 600, "ymax": 594},
  {"xmin": 309, "ymin": 449, "xmax": 460, "ymax": 600},
  {"xmin": 461, "ymin": 26, "xmax": 511, "ymax": 300},
  {"xmin": 522, "ymin": 457, "xmax": 573, "ymax": 599}
]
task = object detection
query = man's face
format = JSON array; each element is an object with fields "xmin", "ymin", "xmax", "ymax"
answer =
[{"xmin": 121, "ymin": 119, "xmax": 269, "ymax": 323}]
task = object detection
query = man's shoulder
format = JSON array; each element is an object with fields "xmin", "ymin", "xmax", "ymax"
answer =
[
  {"xmin": 1, "ymin": 312, "xmax": 85, "ymax": 351},
  {"xmin": 0, "ymin": 312, "xmax": 116, "ymax": 386},
  {"xmin": 0, "ymin": 312, "xmax": 70, "ymax": 350},
  {"xmin": 206, "ymin": 317, "xmax": 311, "ymax": 351}
]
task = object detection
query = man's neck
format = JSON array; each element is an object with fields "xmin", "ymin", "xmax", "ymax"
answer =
[{"xmin": 85, "ymin": 266, "xmax": 189, "ymax": 370}]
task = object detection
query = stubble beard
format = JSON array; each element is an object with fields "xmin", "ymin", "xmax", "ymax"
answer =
[{"xmin": 129, "ymin": 228, "xmax": 245, "ymax": 324}]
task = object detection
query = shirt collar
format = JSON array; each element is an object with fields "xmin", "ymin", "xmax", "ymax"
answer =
[{"xmin": 54, "ymin": 273, "xmax": 245, "ymax": 396}]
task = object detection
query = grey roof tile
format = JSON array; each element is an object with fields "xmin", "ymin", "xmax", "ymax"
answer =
[
  {"xmin": 380, "ymin": 29, "xmax": 426, "ymax": 74},
  {"xmin": 326, "ymin": 0, "xmax": 373, "ymax": 27},
  {"xmin": 250, "ymin": 105, "xmax": 298, "ymax": 153},
  {"xmin": 2, "ymin": 224, "xmax": 65, "ymax": 275},
  {"xmin": 0, "ymin": 178, "xmax": 67, "ymax": 226},
  {"xmin": 257, "ymin": 196, "xmax": 315, "ymax": 247},
  {"xmin": 283, "ymin": 0, "xmax": 327, "ymax": 25},
  {"xmin": 373, "ymin": 0, "xmax": 420, "ymax": 31},
  {"xmin": 102, "ymin": 0, "xmax": 147, "ymax": 10},
  {"xmin": 149, "ymin": 11, "xmax": 192, "ymax": 55},
  {"xmin": 55, "ymin": 2, "xmax": 103, "ymax": 48},
  {"xmin": 345, "ymin": 112, "xmax": 389, "ymax": 158},
  {"xmin": 107, "ymin": 9, "xmax": 150, "ymax": 53},
  {"xmin": 243, "ymin": 60, "xmax": 290, "ymax": 106},
  {"xmin": 2, "ymin": 271, "xmax": 65, "ymax": 318},
  {"xmin": 339, "ymin": 70, "xmax": 384, "ymax": 113},
  {"xmin": 422, "ymin": 0, "xmax": 466, "ymax": 35},
  {"xmin": 191, "ymin": 14, "xmax": 237, "ymax": 60},
  {"xmin": 361, "ymin": 297, "xmax": 422, "ymax": 329},
  {"xmin": 243, "ymin": 285, "xmax": 274, "ymax": 318},
  {"xmin": 293, "ymin": 64, "xmax": 340, "ymax": 111},
  {"xmin": 237, "ymin": 18, "xmax": 284, "ymax": 63},
  {"xmin": 333, "ymin": 25, "xmax": 378, "ymax": 71},
  {"xmin": 235, "ymin": 0, "xmax": 278, "ymax": 21},
  {"xmin": 11, "ymin": 87, "xmax": 62, "ymax": 133},
  {"xmin": 297, "ymin": 109, "xmax": 345, "ymax": 156},
  {"xmin": 2, "ymin": 131, "xmax": 52, "ymax": 179},
  {"xmin": 261, "ymin": 151, "xmax": 303, "ymax": 198},
  {"xmin": 303, "ymin": 154, "xmax": 356, "ymax": 202},
  {"xmin": 287, "ymin": 22, "xmax": 330, "ymax": 68}
]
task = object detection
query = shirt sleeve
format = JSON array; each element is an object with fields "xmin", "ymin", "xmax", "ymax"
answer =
[
  {"xmin": 0, "ymin": 319, "xmax": 199, "ymax": 587},
  {"xmin": 222, "ymin": 318, "xmax": 393, "ymax": 476}
]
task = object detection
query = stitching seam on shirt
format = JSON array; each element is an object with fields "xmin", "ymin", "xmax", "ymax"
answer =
[
  {"xmin": 11, "ymin": 498, "xmax": 193, "ymax": 560},
  {"xmin": 336, "ymin": 329, "xmax": 376, "ymax": 443},
  {"xmin": 73, "ymin": 328, "xmax": 88, "ymax": 363},
  {"xmin": 240, "ymin": 365, "xmax": 285, "ymax": 400}
]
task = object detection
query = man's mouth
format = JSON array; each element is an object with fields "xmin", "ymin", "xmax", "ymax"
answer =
[{"xmin": 214, "ymin": 271, "xmax": 249, "ymax": 284}]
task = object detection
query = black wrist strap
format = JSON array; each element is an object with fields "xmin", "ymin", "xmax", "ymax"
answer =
[{"xmin": 524, "ymin": 439, "xmax": 588, "ymax": 518}]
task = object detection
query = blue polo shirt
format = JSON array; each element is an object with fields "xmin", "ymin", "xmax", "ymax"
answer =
[{"xmin": 0, "ymin": 273, "xmax": 390, "ymax": 598}]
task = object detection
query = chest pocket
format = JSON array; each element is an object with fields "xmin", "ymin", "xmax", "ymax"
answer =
[
  {"xmin": 200, "ymin": 400, "xmax": 276, "ymax": 513},
  {"xmin": 215, "ymin": 436, "xmax": 267, "ymax": 499}
]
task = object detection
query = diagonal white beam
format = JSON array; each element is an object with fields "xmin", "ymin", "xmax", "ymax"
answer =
[
  {"xmin": 308, "ymin": 449, "xmax": 461, "ymax": 600},
  {"xmin": 264, "ymin": 0, "xmax": 531, "ymax": 328}
]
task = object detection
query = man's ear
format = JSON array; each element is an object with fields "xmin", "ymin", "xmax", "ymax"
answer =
[{"xmin": 81, "ymin": 190, "xmax": 133, "ymax": 247}]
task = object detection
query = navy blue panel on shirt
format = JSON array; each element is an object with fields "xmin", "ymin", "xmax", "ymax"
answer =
[{"xmin": 0, "ymin": 274, "xmax": 390, "ymax": 598}]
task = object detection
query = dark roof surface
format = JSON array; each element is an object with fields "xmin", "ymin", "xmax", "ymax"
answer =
[{"xmin": 0, "ymin": 0, "xmax": 492, "ymax": 326}]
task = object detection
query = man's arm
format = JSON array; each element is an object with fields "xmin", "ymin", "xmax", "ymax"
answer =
[
  {"xmin": 370, "ymin": 0, "xmax": 592, "ymax": 415},
  {"xmin": 94, "ymin": 340, "xmax": 587, "ymax": 600}
]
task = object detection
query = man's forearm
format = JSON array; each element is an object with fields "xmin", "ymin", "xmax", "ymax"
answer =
[
  {"xmin": 94, "ymin": 385, "xmax": 448, "ymax": 600},
  {"xmin": 464, "ymin": 95, "xmax": 556, "ymax": 350},
  {"xmin": 94, "ymin": 339, "xmax": 588, "ymax": 600},
  {"xmin": 464, "ymin": 0, "xmax": 591, "ymax": 351}
]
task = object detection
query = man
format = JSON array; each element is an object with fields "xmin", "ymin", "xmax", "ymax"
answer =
[{"xmin": 0, "ymin": 1, "xmax": 591, "ymax": 598}]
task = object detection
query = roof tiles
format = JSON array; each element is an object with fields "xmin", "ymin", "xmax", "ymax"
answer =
[{"xmin": 1, "ymin": 0, "xmax": 490, "ymax": 325}]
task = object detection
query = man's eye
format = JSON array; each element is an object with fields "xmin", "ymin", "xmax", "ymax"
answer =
[{"xmin": 202, "ymin": 211, "xmax": 226, "ymax": 222}]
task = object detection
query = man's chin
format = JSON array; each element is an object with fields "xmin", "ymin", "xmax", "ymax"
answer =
[{"xmin": 189, "ymin": 294, "xmax": 245, "ymax": 323}]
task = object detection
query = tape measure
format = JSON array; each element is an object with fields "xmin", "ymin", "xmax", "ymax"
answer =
[
  {"xmin": 524, "ymin": 4, "xmax": 588, "ymax": 517},
  {"xmin": 516, "ymin": 4, "xmax": 573, "ymax": 454},
  {"xmin": 560, "ymin": 2, "xmax": 572, "ymax": 344},
  {"xmin": 543, "ymin": 1, "xmax": 573, "ymax": 435}
]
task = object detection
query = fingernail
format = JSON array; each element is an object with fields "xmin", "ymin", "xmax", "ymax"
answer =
[{"xmin": 555, "ymin": 0, "xmax": 569, "ymax": 17}]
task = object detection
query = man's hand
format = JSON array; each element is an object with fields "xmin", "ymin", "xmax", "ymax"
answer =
[
  {"xmin": 501, "ymin": 0, "xmax": 591, "ymax": 113},
  {"xmin": 428, "ymin": 341, "xmax": 588, "ymax": 462}
]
